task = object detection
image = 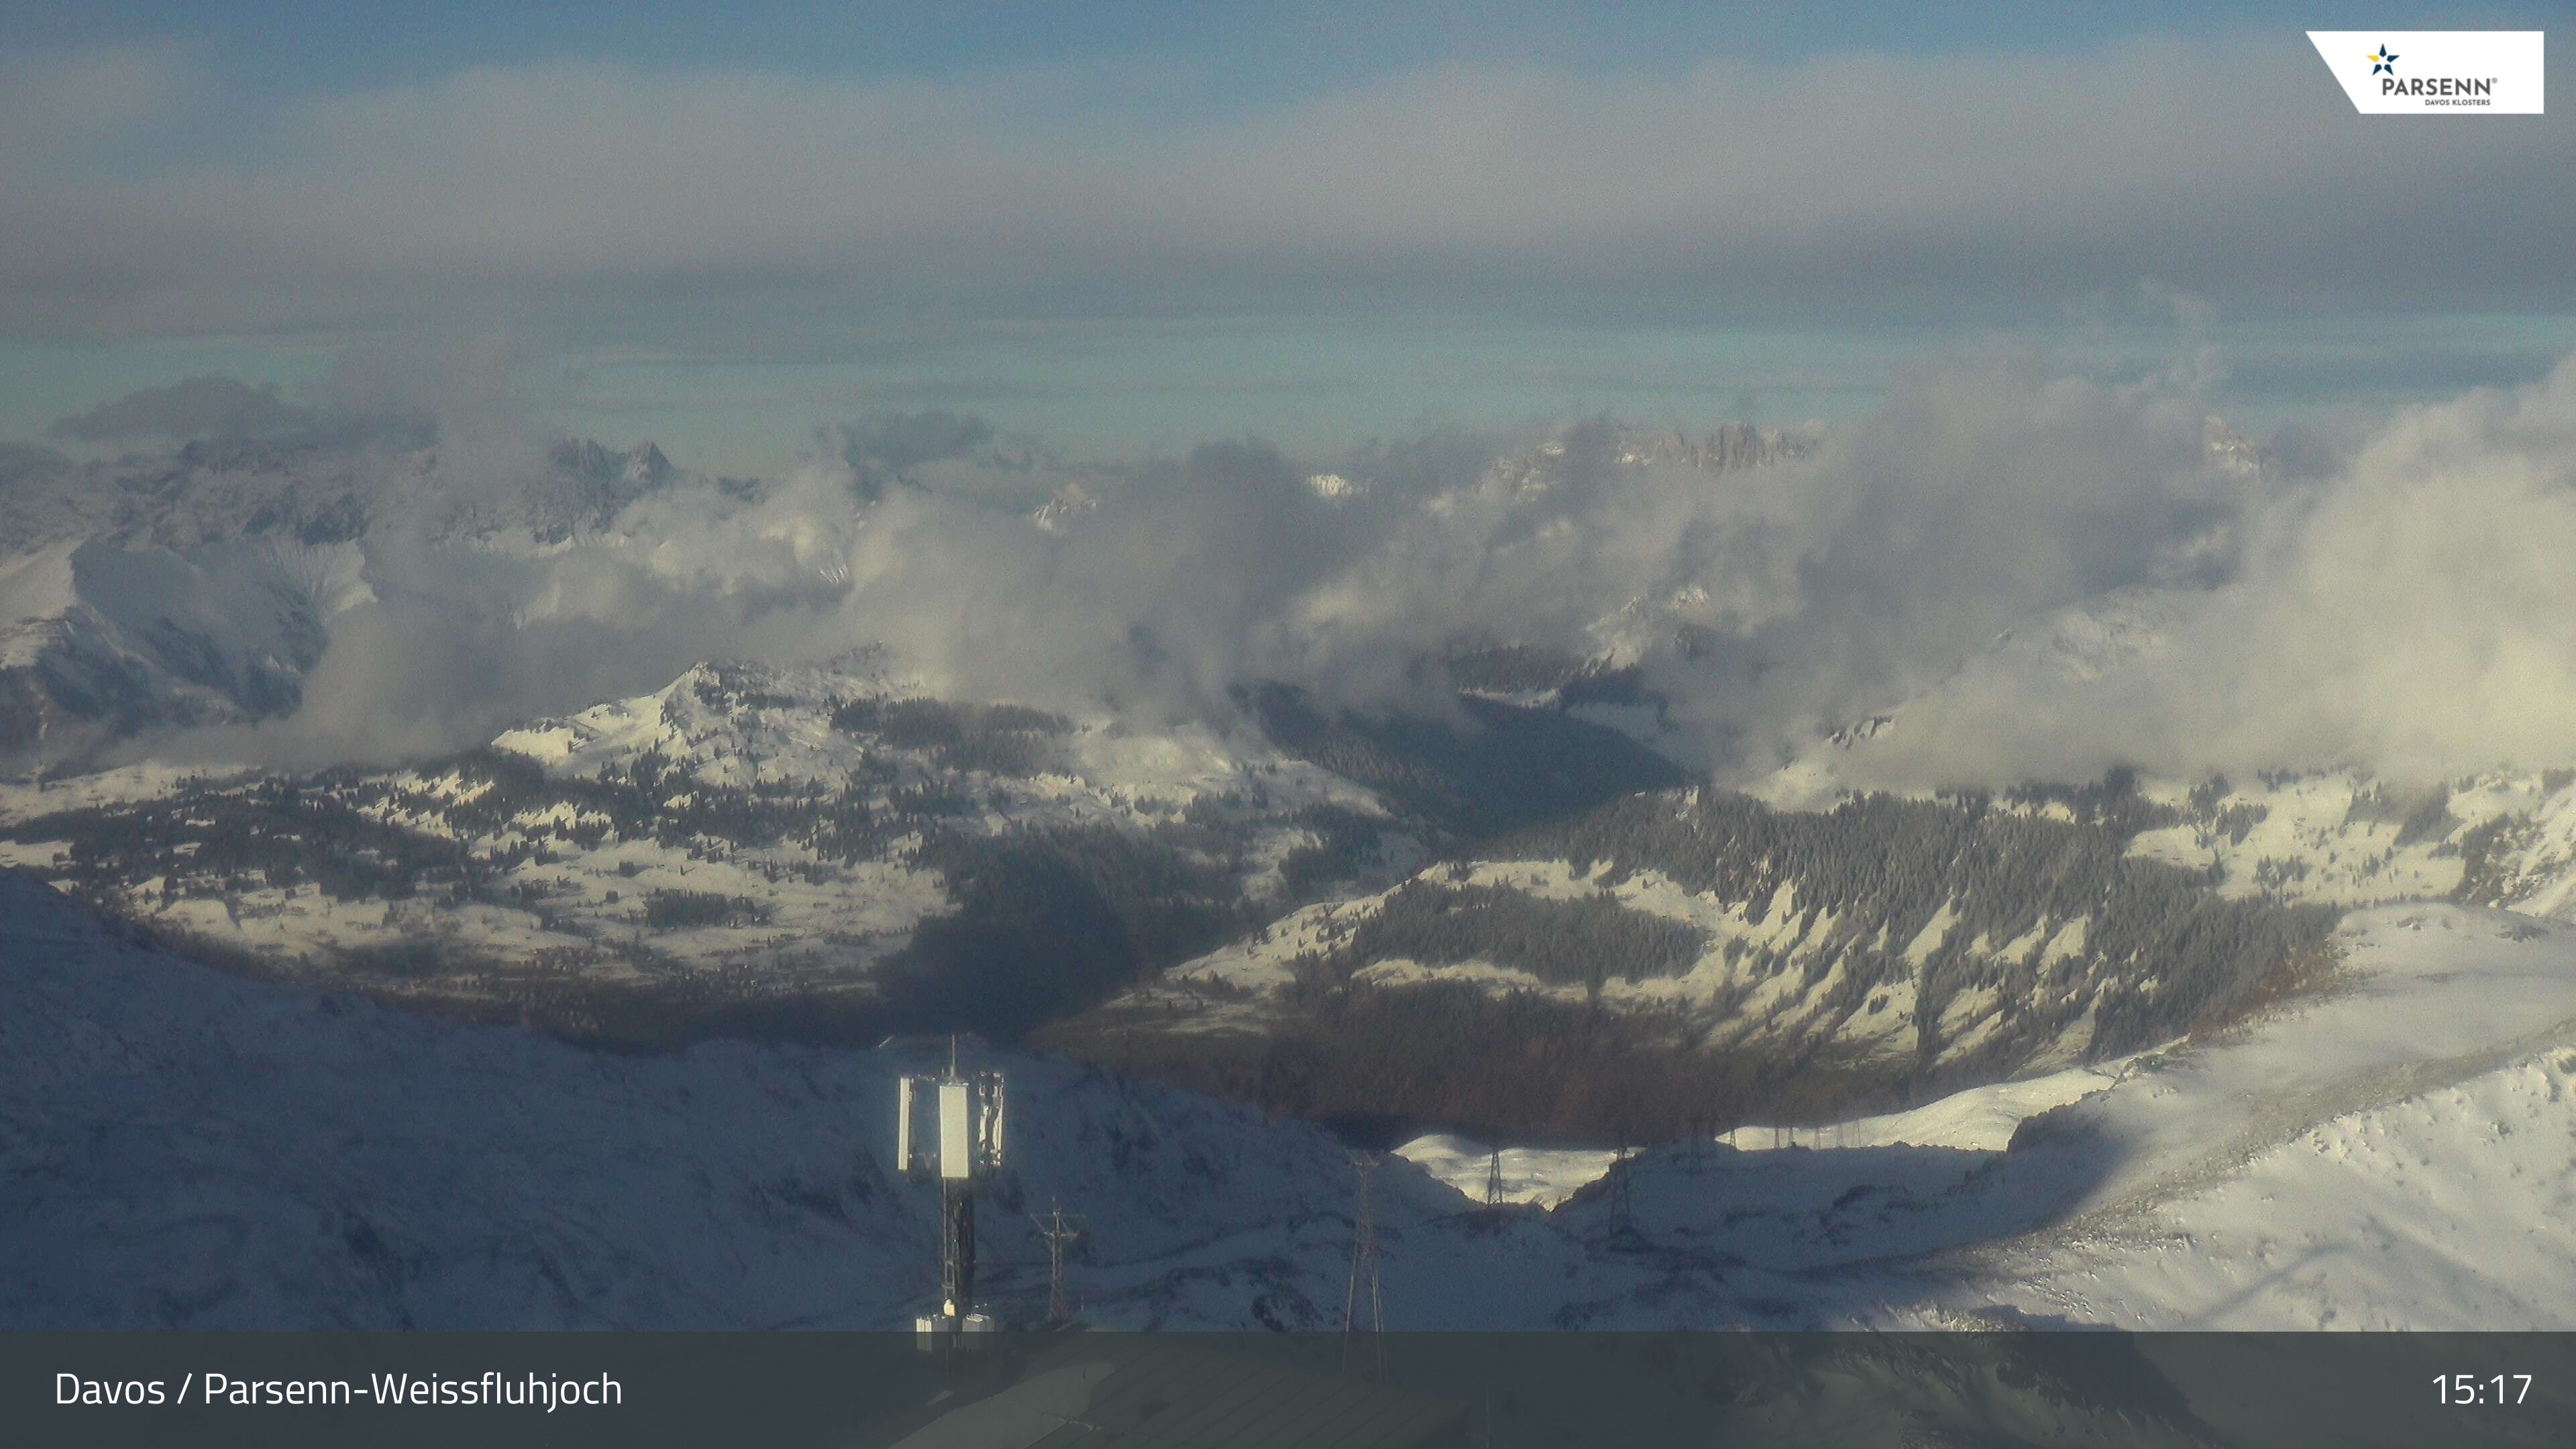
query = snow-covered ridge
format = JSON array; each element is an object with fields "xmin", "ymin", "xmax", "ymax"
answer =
[
  {"xmin": 0, "ymin": 435, "xmax": 684, "ymax": 557},
  {"xmin": 1405, "ymin": 900, "xmax": 2576, "ymax": 1331},
  {"xmin": 0, "ymin": 656, "xmax": 1417, "ymax": 1004},
  {"xmin": 1099, "ymin": 783, "xmax": 2331, "ymax": 1128},
  {"xmin": 2119, "ymin": 766, "xmax": 2576, "ymax": 914},
  {"xmin": 1613, "ymin": 423, "xmax": 1821, "ymax": 472},
  {"xmin": 0, "ymin": 435, "xmax": 697, "ymax": 770},
  {"xmin": 16, "ymin": 873, "xmax": 2576, "ymax": 1336},
  {"xmin": 0, "ymin": 537, "xmax": 341, "ymax": 769},
  {"xmin": 0, "ymin": 869, "xmax": 1439, "ymax": 1331},
  {"xmin": 1395, "ymin": 1055, "xmax": 2137, "ymax": 1210},
  {"xmin": 1756, "ymin": 571, "xmax": 2576, "ymax": 920},
  {"xmin": 1772, "ymin": 754, "xmax": 2576, "ymax": 922}
]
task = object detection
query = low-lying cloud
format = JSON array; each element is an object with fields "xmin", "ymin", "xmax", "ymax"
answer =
[
  {"xmin": 92, "ymin": 346, "xmax": 2576, "ymax": 792},
  {"xmin": 1853, "ymin": 355, "xmax": 2576, "ymax": 787}
]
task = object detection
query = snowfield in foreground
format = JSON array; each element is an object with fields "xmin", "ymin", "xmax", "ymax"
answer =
[
  {"xmin": 8, "ymin": 870, "xmax": 2576, "ymax": 1333},
  {"xmin": 1983, "ymin": 904, "xmax": 2576, "ymax": 1330}
]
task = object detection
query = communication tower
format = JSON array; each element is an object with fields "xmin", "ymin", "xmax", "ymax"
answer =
[{"xmin": 898, "ymin": 1040, "xmax": 1007, "ymax": 1338}]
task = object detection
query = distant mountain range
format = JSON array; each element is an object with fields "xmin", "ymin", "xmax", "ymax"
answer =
[
  {"xmin": 0, "ymin": 437, "xmax": 682, "ymax": 774},
  {"xmin": 0, "ymin": 653, "xmax": 1680, "ymax": 1052}
]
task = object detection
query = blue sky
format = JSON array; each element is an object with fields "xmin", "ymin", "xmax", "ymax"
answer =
[{"xmin": 3, "ymin": 1, "xmax": 2569, "ymax": 474}]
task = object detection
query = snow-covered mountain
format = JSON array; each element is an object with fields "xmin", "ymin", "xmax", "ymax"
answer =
[
  {"xmin": 1484, "ymin": 422, "xmax": 1820, "ymax": 500},
  {"xmin": 0, "ymin": 537, "xmax": 344, "ymax": 769},
  {"xmin": 0, "ymin": 413, "xmax": 1850, "ymax": 779},
  {"xmin": 1613, "ymin": 422, "xmax": 1820, "ymax": 472},
  {"xmin": 0, "ymin": 650, "xmax": 1688, "ymax": 1058},
  {"xmin": 1401, "ymin": 899, "xmax": 2576, "ymax": 1334},
  {"xmin": 1054, "ymin": 781, "xmax": 2339, "ymax": 1140},
  {"xmin": 0, "ymin": 655, "xmax": 1440, "ymax": 1039},
  {"xmin": 13, "ymin": 863, "xmax": 2576, "ymax": 1344},
  {"xmin": 0, "ymin": 867, "xmax": 1415, "ymax": 1332},
  {"xmin": 0, "ymin": 437, "xmax": 685, "ymax": 771},
  {"xmin": 0, "ymin": 435, "xmax": 680, "ymax": 556},
  {"xmin": 1762, "ymin": 578, "xmax": 2576, "ymax": 922},
  {"xmin": 1050, "ymin": 547, "xmax": 2576, "ymax": 1143}
]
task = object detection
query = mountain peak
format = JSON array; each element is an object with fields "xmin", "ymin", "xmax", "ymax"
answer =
[{"xmin": 1613, "ymin": 423, "xmax": 1820, "ymax": 472}]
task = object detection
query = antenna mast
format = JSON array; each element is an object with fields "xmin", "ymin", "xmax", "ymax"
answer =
[
  {"xmin": 898, "ymin": 1038, "xmax": 1007, "ymax": 1339},
  {"xmin": 1032, "ymin": 1201, "xmax": 1086, "ymax": 1326},
  {"xmin": 1483, "ymin": 1146, "xmax": 1505, "ymax": 1208}
]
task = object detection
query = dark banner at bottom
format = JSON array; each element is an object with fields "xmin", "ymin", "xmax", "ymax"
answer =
[{"xmin": 11, "ymin": 1330, "xmax": 2576, "ymax": 1447}]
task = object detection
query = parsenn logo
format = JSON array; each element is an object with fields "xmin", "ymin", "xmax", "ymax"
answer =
[{"xmin": 2306, "ymin": 31, "xmax": 2544, "ymax": 114}]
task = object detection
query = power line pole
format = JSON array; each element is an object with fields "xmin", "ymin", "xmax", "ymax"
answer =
[
  {"xmin": 1607, "ymin": 1135, "xmax": 1635, "ymax": 1235},
  {"xmin": 1343, "ymin": 1151, "xmax": 1385, "ymax": 1373},
  {"xmin": 1031, "ymin": 1201, "xmax": 1085, "ymax": 1326},
  {"xmin": 1483, "ymin": 1146, "xmax": 1505, "ymax": 1208}
]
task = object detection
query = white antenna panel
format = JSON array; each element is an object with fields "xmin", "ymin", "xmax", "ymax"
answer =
[
  {"xmin": 977, "ymin": 1072, "xmax": 1006, "ymax": 1171},
  {"xmin": 897, "ymin": 1076, "xmax": 916, "ymax": 1171},
  {"xmin": 938, "ymin": 1079, "xmax": 972, "ymax": 1180}
]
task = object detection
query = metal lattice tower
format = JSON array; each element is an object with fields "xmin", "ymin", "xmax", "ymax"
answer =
[
  {"xmin": 1342, "ymin": 1151, "xmax": 1385, "ymax": 1371},
  {"xmin": 939, "ymin": 1178, "xmax": 975, "ymax": 1313},
  {"xmin": 1483, "ymin": 1146, "xmax": 1505, "ymax": 1208},
  {"xmin": 1032, "ymin": 1201, "xmax": 1085, "ymax": 1326}
]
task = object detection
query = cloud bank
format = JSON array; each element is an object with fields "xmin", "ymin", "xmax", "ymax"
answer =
[
  {"xmin": 71, "ymin": 340, "xmax": 2576, "ymax": 793},
  {"xmin": 1855, "ymin": 355, "xmax": 2576, "ymax": 787},
  {"xmin": 4, "ymin": 38, "xmax": 2569, "ymax": 338}
]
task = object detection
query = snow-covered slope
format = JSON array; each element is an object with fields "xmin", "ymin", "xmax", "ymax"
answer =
[
  {"xmin": 1403, "ymin": 902, "xmax": 2576, "ymax": 1332},
  {"xmin": 1068, "ymin": 784, "xmax": 2332, "ymax": 1140},
  {"xmin": 0, "ymin": 657, "xmax": 1426, "ymax": 1037},
  {"xmin": 0, "ymin": 537, "xmax": 338, "ymax": 769},
  {"xmin": 492, "ymin": 655, "xmax": 1385, "ymax": 822},
  {"xmin": 13, "ymin": 870, "xmax": 2294, "ymax": 1441},
  {"xmin": 1717, "ymin": 1057, "xmax": 2131, "ymax": 1153},
  {"xmin": 0, "ymin": 868, "xmax": 1448, "ymax": 1331},
  {"xmin": 0, "ymin": 437, "xmax": 687, "ymax": 770},
  {"xmin": 2119, "ymin": 767, "xmax": 2576, "ymax": 917},
  {"xmin": 1972, "ymin": 904, "xmax": 2576, "ymax": 1330},
  {"xmin": 1392, "ymin": 1134, "xmax": 1620, "ymax": 1209},
  {"xmin": 1780, "ymin": 731, "xmax": 2576, "ymax": 925},
  {"xmin": 13, "ymin": 873, "xmax": 2576, "ymax": 1338},
  {"xmin": 0, "ymin": 436, "xmax": 681, "ymax": 557},
  {"xmin": 1753, "ymin": 563, "xmax": 2576, "ymax": 925}
]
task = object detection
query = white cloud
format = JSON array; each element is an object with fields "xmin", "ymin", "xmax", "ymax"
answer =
[
  {"xmin": 107, "ymin": 334, "xmax": 2576, "ymax": 791},
  {"xmin": 1845, "ymin": 356, "xmax": 2576, "ymax": 786}
]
